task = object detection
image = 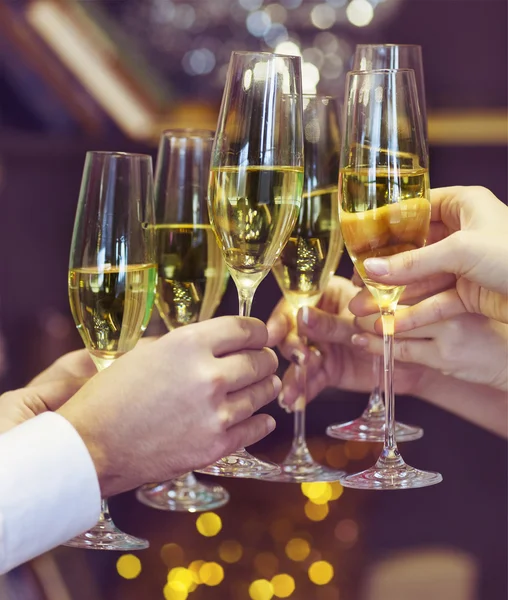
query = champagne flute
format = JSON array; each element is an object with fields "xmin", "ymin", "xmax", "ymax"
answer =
[
  {"xmin": 327, "ymin": 44, "xmax": 427, "ymax": 443},
  {"xmin": 339, "ymin": 69, "xmax": 442, "ymax": 489},
  {"xmin": 197, "ymin": 51, "xmax": 304, "ymax": 479},
  {"xmin": 136, "ymin": 130, "xmax": 230, "ymax": 512},
  {"xmin": 268, "ymin": 95, "xmax": 346, "ymax": 482},
  {"xmin": 66, "ymin": 151, "xmax": 157, "ymax": 548}
]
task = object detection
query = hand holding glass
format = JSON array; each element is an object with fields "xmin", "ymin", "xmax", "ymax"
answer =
[
  {"xmin": 338, "ymin": 70, "xmax": 442, "ymax": 490},
  {"xmin": 67, "ymin": 151, "xmax": 156, "ymax": 548}
]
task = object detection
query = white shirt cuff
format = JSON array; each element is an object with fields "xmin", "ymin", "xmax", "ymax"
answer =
[{"xmin": 0, "ymin": 412, "xmax": 101, "ymax": 573}]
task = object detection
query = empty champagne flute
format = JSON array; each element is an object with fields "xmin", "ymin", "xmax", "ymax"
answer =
[
  {"xmin": 327, "ymin": 44, "xmax": 427, "ymax": 443},
  {"xmin": 269, "ymin": 95, "xmax": 345, "ymax": 482},
  {"xmin": 197, "ymin": 51, "xmax": 304, "ymax": 478},
  {"xmin": 136, "ymin": 130, "xmax": 230, "ymax": 512},
  {"xmin": 66, "ymin": 151, "xmax": 157, "ymax": 547},
  {"xmin": 339, "ymin": 69, "xmax": 442, "ymax": 489}
]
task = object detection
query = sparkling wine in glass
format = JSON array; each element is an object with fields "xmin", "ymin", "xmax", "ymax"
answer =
[
  {"xmin": 327, "ymin": 43, "xmax": 427, "ymax": 443},
  {"xmin": 198, "ymin": 51, "xmax": 304, "ymax": 479},
  {"xmin": 66, "ymin": 151, "xmax": 157, "ymax": 548},
  {"xmin": 339, "ymin": 69, "xmax": 442, "ymax": 489},
  {"xmin": 135, "ymin": 130, "xmax": 231, "ymax": 511},
  {"xmin": 268, "ymin": 95, "xmax": 346, "ymax": 482}
]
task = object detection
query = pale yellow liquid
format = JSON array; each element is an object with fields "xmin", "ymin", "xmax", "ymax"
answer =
[
  {"xmin": 340, "ymin": 167, "xmax": 430, "ymax": 308},
  {"xmin": 68, "ymin": 264, "xmax": 157, "ymax": 370},
  {"xmin": 208, "ymin": 165, "xmax": 304, "ymax": 291},
  {"xmin": 153, "ymin": 224, "xmax": 229, "ymax": 330},
  {"xmin": 273, "ymin": 185, "xmax": 343, "ymax": 311}
]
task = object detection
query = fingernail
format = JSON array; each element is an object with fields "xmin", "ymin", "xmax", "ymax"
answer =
[
  {"xmin": 310, "ymin": 345, "xmax": 322, "ymax": 358},
  {"xmin": 290, "ymin": 348, "xmax": 306, "ymax": 365},
  {"xmin": 351, "ymin": 334, "xmax": 368, "ymax": 347},
  {"xmin": 301, "ymin": 306, "xmax": 316, "ymax": 328},
  {"xmin": 266, "ymin": 416, "xmax": 276, "ymax": 433},
  {"xmin": 272, "ymin": 375, "xmax": 282, "ymax": 396},
  {"xmin": 364, "ymin": 258, "xmax": 389, "ymax": 276},
  {"xmin": 278, "ymin": 391, "xmax": 293, "ymax": 414}
]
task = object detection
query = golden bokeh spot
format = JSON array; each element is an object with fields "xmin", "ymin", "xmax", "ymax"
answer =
[
  {"xmin": 308, "ymin": 560, "xmax": 334, "ymax": 585},
  {"xmin": 199, "ymin": 561, "xmax": 224, "ymax": 586},
  {"xmin": 160, "ymin": 543, "xmax": 185, "ymax": 568},
  {"xmin": 285, "ymin": 538, "xmax": 311, "ymax": 561},
  {"xmin": 196, "ymin": 512, "xmax": 222, "ymax": 537},
  {"xmin": 116, "ymin": 554, "xmax": 142, "ymax": 579},
  {"xmin": 249, "ymin": 578, "xmax": 274, "ymax": 600},
  {"xmin": 344, "ymin": 441, "xmax": 371, "ymax": 460},
  {"xmin": 271, "ymin": 573, "xmax": 296, "ymax": 598},
  {"xmin": 325, "ymin": 445, "xmax": 347, "ymax": 468},
  {"xmin": 163, "ymin": 581, "xmax": 188, "ymax": 600},
  {"xmin": 301, "ymin": 482, "xmax": 329, "ymax": 500},
  {"xmin": 305, "ymin": 500, "xmax": 330, "ymax": 522},
  {"xmin": 219, "ymin": 539, "xmax": 243, "ymax": 563},
  {"xmin": 188, "ymin": 560, "xmax": 205, "ymax": 584},
  {"xmin": 167, "ymin": 567, "xmax": 194, "ymax": 591},
  {"xmin": 253, "ymin": 552, "xmax": 279, "ymax": 578},
  {"xmin": 308, "ymin": 484, "xmax": 332, "ymax": 505},
  {"xmin": 269, "ymin": 518, "xmax": 293, "ymax": 542},
  {"xmin": 329, "ymin": 482, "xmax": 344, "ymax": 501}
]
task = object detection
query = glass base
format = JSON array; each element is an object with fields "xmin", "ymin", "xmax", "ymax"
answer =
[
  {"xmin": 326, "ymin": 412, "xmax": 423, "ymax": 443},
  {"xmin": 136, "ymin": 479, "xmax": 229, "ymax": 512},
  {"xmin": 63, "ymin": 519, "xmax": 149, "ymax": 550},
  {"xmin": 341, "ymin": 458, "xmax": 443, "ymax": 490},
  {"xmin": 264, "ymin": 459, "xmax": 346, "ymax": 483},
  {"xmin": 195, "ymin": 449, "xmax": 280, "ymax": 479}
]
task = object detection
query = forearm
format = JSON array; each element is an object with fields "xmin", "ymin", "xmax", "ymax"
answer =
[
  {"xmin": 415, "ymin": 370, "xmax": 508, "ymax": 439},
  {"xmin": 0, "ymin": 413, "xmax": 101, "ymax": 573}
]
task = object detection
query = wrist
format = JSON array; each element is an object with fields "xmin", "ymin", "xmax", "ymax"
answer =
[{"xmin": 57, "ymin": 404, "xmax": 119, "ymax": 497}]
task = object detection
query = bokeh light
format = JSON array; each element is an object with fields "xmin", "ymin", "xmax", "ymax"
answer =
[
  {"xmin": 308, "ymin": 560, "xmax": 335, "ymax": 585},
  {"xmin": 329, "ymin": 481, "xmax": 344, "ymax": 500},
  {"xmin": 285, "ymin": 537, "xmax": 311, "ymax": 561},
  {"xmin": 271, "ymin": 573, "xmax": 296, "ymax": 598},
  {"xmin": 199, "ymin": 561, "xmax": 224, "ymax": 586},
  {"xmin": 305, "ymin": 499, "xmax": 330, "ymax": 521},
  {"xmin": 274, "ymin": 40, "xmax": 301, "ymax": 57},
  {"xmin": 188, "ymin": 560, "xmax": 205, "ymax": 584},
  {"xmin": 116, "ymin": 554, "xmax": 142, "ymax": 579},
  {"xmin": 196, "ymin": 512, "xmax": 222, "ymax": 537},
  {"xmin": 301, "ymin": 482, "xmax": 330, "ymax": 501},
  {"xmin": 167, "ymin": 567, "xmax": 194, "ymax": 591},
  {"xmin": 246, "ymin": 10, "xmax": 272, "ymax": 36},
  {"xmin": 219, "ymin": 539, "xmax": 244, "ymax": 563},
  {"xmin": 249, "ymin": 578, "xmax": 274, "ymax": 600},
  {"xmin": 346, "ymin": 0, "xmax": 374, "ymax": 27},
  {"xmin": 334, "ymin": 518, "xmax": 359, "ymax": 545},
  {"xmin": 310, "ymin": 3, "xmax": 337, "ymax": 29},
  {"xmin": 163, "ymin": 581, "xmax": 188, "ymax": 600}
]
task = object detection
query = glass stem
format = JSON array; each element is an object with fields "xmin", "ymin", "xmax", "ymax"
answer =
[
  {"xmin": 236, "ymin": 285, "xmax": 256, "ymax": 456},
  {"xmin": 378, "ymin": 309, "xmax": 403, "ymax": 467},
  {"xmin": 286, "ymin": 335, "xmax": 313, "ymax": 465},
  {"xmin": 238, "ymin": 288, "xmax": 255, "ymax": 318},
  {"xmin": 364, "ymin": 355, "xmax": 385, "ymax": 417},
  {"xmin": 100, "ymin": 499, "xmax": 112, "ymax": 522},
  {"xmin": 174, "ymin": 472, "xmax": 197, "ymax": 487}
]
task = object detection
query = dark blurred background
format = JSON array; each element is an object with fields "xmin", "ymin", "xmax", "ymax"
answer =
[{"xmin": 0, "ymin": 1, "xmax": 506, "ymax": 599}]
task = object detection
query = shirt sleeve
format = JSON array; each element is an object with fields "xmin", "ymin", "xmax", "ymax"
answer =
[{"xmin": 0, "ymin": 412, "xmax": 101, "ymax": 574}]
